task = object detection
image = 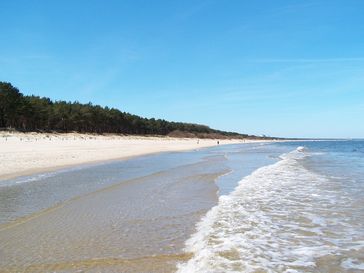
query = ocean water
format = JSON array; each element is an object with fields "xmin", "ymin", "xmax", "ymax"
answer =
[
  {"xmin": 0, "ymin": 141, "xmax": 363, "ymax": 272},
  {"xmin": 0, "ymin": 142, "xmax": 287, "ymax": 273},
  {"xmin": 177, "ymin": 140, "xmax": 364, "ymax": 273}
]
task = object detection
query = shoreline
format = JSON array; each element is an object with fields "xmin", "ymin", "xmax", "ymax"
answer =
[
  {"xmin": 0, "ymin": 132, "xmax": 275, "ymax": 181},
  {"xmin": 0, "ymin": 145, "xmax": 229, "ymax": 273}
]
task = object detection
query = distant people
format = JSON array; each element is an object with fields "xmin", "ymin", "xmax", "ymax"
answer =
[{"xmin": 217, "ymin": 140, "xmax": 219, "ymax": 145}]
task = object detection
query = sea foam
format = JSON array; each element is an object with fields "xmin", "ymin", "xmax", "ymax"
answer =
[{"xmin": 176, "ymin": 148, "xmax": 364, "ymax": 273}]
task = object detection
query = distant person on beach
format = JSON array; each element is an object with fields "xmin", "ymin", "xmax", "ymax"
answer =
[{"xmin": 217, "ymin": 140, "xmax": 219, "ymax": 145}]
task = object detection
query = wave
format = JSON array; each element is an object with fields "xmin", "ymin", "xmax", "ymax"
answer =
[
  {"xmin": 176, "ymin": 148, "xmax": 364, "ymax": 272},
  {"xmin": 0, "ymin": 164, "xmax": 98, "ymax": 187}
]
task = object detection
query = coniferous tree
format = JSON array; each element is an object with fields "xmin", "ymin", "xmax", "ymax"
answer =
[{"xmin": 0, "ymin": 81, "xmax": 258, "ymax": 139}]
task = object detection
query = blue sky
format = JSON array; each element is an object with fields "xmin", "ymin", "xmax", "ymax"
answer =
[{"xmin": 1, "ymin": 0, "xmax": 363, "ymax": 138}]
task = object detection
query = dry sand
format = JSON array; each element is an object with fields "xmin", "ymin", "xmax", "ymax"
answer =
[{"xmin": 0, "ymin": 132, "xmax": 267, "ymax": 181}]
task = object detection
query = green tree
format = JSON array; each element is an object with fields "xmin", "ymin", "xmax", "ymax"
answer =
[{"xmin": 0, "ymin": 82, "xmax": 24, "ymax": 128}]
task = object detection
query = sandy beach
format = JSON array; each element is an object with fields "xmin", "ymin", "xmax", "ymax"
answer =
[
  {"xmin": 2, "ymin": 137, "xmax": 360, "ymax": 273},
  {"xmin": 0, "ymin": 131, "xmax": 259, "ymax": 181},
  {"xmin": 0, "ymin": 148, "xmax": 229, "ymax": 272}
]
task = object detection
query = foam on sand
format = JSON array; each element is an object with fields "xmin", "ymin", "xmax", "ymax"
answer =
[{"xmin": 177, "ymin": 149, "xmax": 364, "ymax": 272}]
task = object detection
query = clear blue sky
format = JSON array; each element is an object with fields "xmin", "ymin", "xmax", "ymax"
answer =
[{"xmin": 1, "ymin": 0, "xmax": 363, "ymax": 138}]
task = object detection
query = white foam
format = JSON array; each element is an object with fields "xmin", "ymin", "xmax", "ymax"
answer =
[
  {"xmin": 176, "ymin": 148, "xmax": 364, "ymax": 273},
  {"xmin": 341, "ymin": 258, "xmax": 364, "ymax": 270},
  {"xmin": 0, "ymin": 164, "xmax": 98, "ymax": 187}
]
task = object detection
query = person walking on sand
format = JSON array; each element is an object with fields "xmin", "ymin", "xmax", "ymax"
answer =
[{"xmin": 217, "ymin": 140, "xmax": 219, "ymax": 145}]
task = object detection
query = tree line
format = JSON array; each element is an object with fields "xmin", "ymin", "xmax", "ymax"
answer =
[{"xmin": 0, "ymin": 81, "xmax": 257, "ymax": 138}]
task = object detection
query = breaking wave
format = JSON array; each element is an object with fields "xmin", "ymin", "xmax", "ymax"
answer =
[{"xmin": 177, "ymin": 148, "xmax": 364, "ymax": 273}]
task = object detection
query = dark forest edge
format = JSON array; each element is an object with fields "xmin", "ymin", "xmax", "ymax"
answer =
[{"xmin": 0, "ymin": 82, "xmax": 275, "ymax": 139}]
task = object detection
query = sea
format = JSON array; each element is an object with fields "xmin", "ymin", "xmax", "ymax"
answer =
[
  {"xmin": 0, "ymin": 140, "xmax": 363, "ymax": 272},
  {"xmin": 177, "ymin": 140, "xmax": 364, "ymax": 273}
]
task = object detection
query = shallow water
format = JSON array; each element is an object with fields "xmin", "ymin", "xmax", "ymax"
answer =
[
  {"xmin": 1, "ymin": 141, "xmax": 362, "ymax": 272},
  {"xmin": 177, "ymin": 141, "xmax": 364, "ymax": 273},
  {"xmin": 0, "ymin": 143, "xmax": 286, "ymax": 272}
]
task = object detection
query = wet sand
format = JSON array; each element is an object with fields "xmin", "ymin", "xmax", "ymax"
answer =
[
  {"xmin": 0, "ymin": 142, "xmax": 288, "ymax": 273},
  {"xmin": 0, "ymin": 132, "xmax": 248, "ymax": 181},
  {"xmin": 0, "ymin": 151, "xmax": 229, "ymax": 272}
]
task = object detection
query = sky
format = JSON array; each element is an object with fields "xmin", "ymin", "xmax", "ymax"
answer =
[{"xmin": 1, "ymin": 0, "xmax": 363, "ymax": 138}]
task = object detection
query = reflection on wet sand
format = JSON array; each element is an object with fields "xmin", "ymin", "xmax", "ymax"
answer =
[
  {"xmin": 2, "ymin": 253, "xmax": 193, "ymax": 273},
  {"xmin": 0, "ymin": 155, "xmax": 228, "ymax": 273}
]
